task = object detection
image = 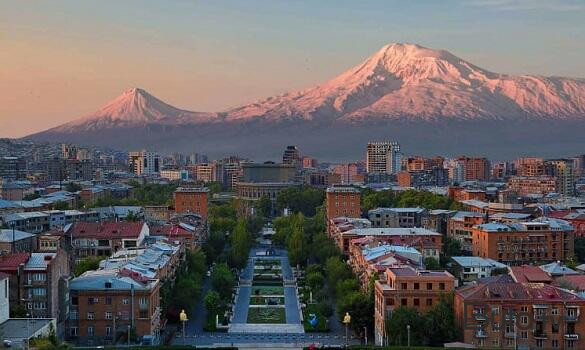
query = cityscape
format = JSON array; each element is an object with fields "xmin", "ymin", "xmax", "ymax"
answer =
[{"xmin": 2, "ymin": 1, "xmax": 585, "ymax": 350}]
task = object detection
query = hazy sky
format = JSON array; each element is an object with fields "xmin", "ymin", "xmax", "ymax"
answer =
[{"xmin": 1, "ymin": 0, "xmax": 584, "ymax": 137}]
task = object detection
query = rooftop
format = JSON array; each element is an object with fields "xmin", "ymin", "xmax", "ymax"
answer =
[
  {"xmin": 0, "ymin": 253, "xmax": 31, "ymax": 272},
  {"xmin": 326, "ymin": 186, "xmax": 359, "ymax": 193},
  {"xmin": 457, "ymin": 281, "xmax": 583, "ymax": 302},
  {"xmin": 451, "ymin": 256, "xmax": 508, "ymax": 269},
  {"xmin": 0, "ymin": 229, "xmax": 35, "ymax": 242},
  {"xmin": 66, "ymin": 221, "xmax": 146, "ymax": 239},
  {"xmin": 24, "ymin": 253, "xmax": 57, "ymax": 270},
  {"xmin": 510, "ymin": 265, "xmax": 553, "ymax": 283},
  {"xmin": 345, "ymin": 227, "xmax": 441, "ymax": 237}
]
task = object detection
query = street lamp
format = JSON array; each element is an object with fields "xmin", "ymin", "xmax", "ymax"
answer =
[
  {"xmin": 407, "ymin": 324, "xmax": 411, "ymax": 348},
  {"xmin": 179, "ymin": 309, "xmax": 188, "ymax": 345},
  {"xmin": 343, "ymin": 312, "xmax": 351, "ymax": 344}
]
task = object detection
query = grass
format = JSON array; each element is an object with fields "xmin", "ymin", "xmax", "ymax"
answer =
[
  {"xmin": 250, "ymin": 296, "xmax": 285, "ymax": 305},
  {"xmin": 303, "ymin": 303, "xmax": 330, "ymax": 332},
  {"xmin": 251, "ymin": 286, "xmax": 285, "ymax": 296},
  {"xmin": 247, "ymin": 307, "xmax": 286, "ymax": 324},
  {"xmin": 255, "ymin": 259, "xmax": 281, "ymax": 266}
]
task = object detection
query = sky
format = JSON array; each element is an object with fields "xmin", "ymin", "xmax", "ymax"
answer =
[{"xmin": 1, "ymin": 0, "xmax": 585, "ymax": 138}]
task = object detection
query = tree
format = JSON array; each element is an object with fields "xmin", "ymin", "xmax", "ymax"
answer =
[
  {"xmin": 52, "ymin": 201, "xmax": 70, "ymax": 210},
  {"xmin": 230, "ymin": 220, "xmax": 252, "ymax": 269},
  {"xmin": 335, "ymin": 278, "xmax": 360, "ymax": 299},
  {"xmin": 204, "ymin": 290, "xmax": 221, "ymax": 319},
  {"xmin": 211, "ymin": 263, "xmax": 235, "ymax": 300},
  {"xmin": 310, "ymin": 233, "xmax": 339, "ymax": 264},
  {"xmin": 23, "ymin": 193, "xmax": 40, "ymax": 200},
  {"xmin": 306, "ymin": 271, "xmax": 325, "ymax": 291},
  {"xmin": 425, "ymin": 293, "xmax": 459, "ymax": 346},
  {"xmin": 384, "ymin": 306, "xmax": 426, "ymax": 346},
  {"xmin": 325, "ymin": 256, "xmax": 353, "ymax": 288},
  {"xmin": 574, "ymin": 237, "xmax": 585, "ymax": 262},
  {"xmin": 203, "ymin": 230, "xmax": 227, "ymax": 264},
  {"xmin": 65, "ymin": 182, "xmax": 82, "ymax": 193},
  {"xmin": 186, "ymin": 250, "xmax": 207, "ymax": 276},
  {"xmin": 174, "ymin": 276, "xmax": 200, "ymax": 310},
  {"xmin": 276, "ymin": 187, "xmax": 325, "ymax": 216},
  {"xmin": 424, "ymin": 257, "xmax": 441, "ymax": 270},
  {"xmin": 256, "ymin": 195, "xmax": 273, "ymax": 218},
  {"xmin": 74, "ymin": 256, "xmax": 105, "ymax": 276},
  {"xmin": 336, "ymin": 291, "xmax": 374, "ymax": 335},
  {"xmin": 440, "ymin": 236, "xmax": 462, "ymax": 267},
  {"xmin": 287, "ymin": 216, "xmax": 308, "ymax": 266}
]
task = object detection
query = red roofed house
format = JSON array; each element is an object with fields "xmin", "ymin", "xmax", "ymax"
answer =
[
  {"xmin": 0, "ymin": 253, "xmax": 30, "ymax": 311},
  {"xmin": 149, "ymin": 224, "xmax": 197, "ymax": 250},
  {"xmin": 65, "ymin": 221, "xmax": 149, "ymax": 262},
  {"xmin": 548, "ymin": 210, "xmax": 585, "ymax": 238},
  {"xmin": 455, "ymin": 281, "xmax": 585, "ymax": 349},
  {"xmin": 510, "ymin": 265, "xmax": 553, "ymax": 284}
]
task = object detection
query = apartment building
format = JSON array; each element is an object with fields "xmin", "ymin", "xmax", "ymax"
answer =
[
  {"xmin": 508, "ymin": 176, "xmax": 557, "ymax": 196},
  {"xmin": 455, "ymin": 281, "xmax": 585, "ymax": 349},
  {"xmin": 471, "ymin": 219, "xmax": 574, "ymax": 265},
  {"xmin": 173, "ymin": 187, "xmax": 209, "ymax": 219},
  {"xmin": 447, "ymin": 211, "xmax": 486, "ymax": 252},
  {"xmin": 128, "ymin": 151, "xmax": 160, "ymax": 175},
  {"xmin": 368, "ymin": 207, "xmax": 428, "ymax": 228},
  {"xmin": 374, "ymin": 266, "xmax": 455, "ymax": 345},
  {"xmin": 366, "ymin": 142, "xmax": 402, "ymax": 175},
  {"xmin": 325, "ymin": 186, "xmax": 361, "ymax": 221}
]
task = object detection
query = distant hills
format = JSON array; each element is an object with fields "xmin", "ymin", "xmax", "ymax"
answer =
[{"xmin": 27, "ymin": 43, "xmax": 585, "ymax": 160}]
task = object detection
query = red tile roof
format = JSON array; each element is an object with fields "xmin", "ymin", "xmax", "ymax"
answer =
[
  {"xmin": 554, "ymin": 275, "xmax": 585, "ymax": 291},
  {"xmin": 0, "ymin": 253, "xmax": 31, "ymax": 273},
  {"xmin": 150, "ymin": 225, "xmax": 192, "ymax": 237},
  {"xmin": 510, "ymin": 265, "xmax": 552, "ymax": 283},
  {"xmin": 68, "ymin": 221, "xmax": 145, "ymax": 239},
  {"xmin": 457, "ymin": 281, "xmax": 583, "ymax": 302}
]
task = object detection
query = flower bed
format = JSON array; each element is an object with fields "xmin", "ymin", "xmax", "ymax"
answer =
[
  {"xmin": 247, "ymin": 307, "xmax": 286, "ymax": 324},
  {"xmin": 251, "ymin": 286, "xmax": 285, "ymax": 296},
  {"xmin": 250, "ymin": 296, "xmax": 285, "ymax": 305}
]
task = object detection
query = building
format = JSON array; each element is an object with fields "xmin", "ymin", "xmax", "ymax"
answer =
[
  {"xmin": 471, "ymin": 218, "xmax": 574, "ymax": 265},
  {"xmin": 366, "ymin": 142, "xmax": 402, "ymax": 174},
  {"xmin": 368, "ymin": 207, "xmax": 428, "ymax": 228},
  {"xmin": 455, "ymin": 157, "xmax": 490, "ymax": 182},
  {"xmin": 332, "ymin": 162, "xmax": 365, "ymax": 184},
  {"xmin": 374, "ymin": 266, "xmax": 456, "ymax": 345},
  {"xmin": 0, "ymin": 273, "xmax": 9, "ymax": 323},
  {"xmin": 447, "ymin": 211, "xmax": 486, "ymax": 252},
  {"xmin": 325, "ymin": 187, "xmax": 361, "ymax": 221},
  {"xmin": 21, "ymin": 251, "xmax": 70, "ymax": 319},
  {"xmin": 302, "ymin": 156, "xmax": 318, "ymax": 169},
  {"xmin": 451, "ymin": 256, "xmax": 508, "ymax": 283},
  {"xmin": 546, "ymin": 159, "xmax": 575, "ymax": 197},
  {"xmin": 159, "ymin": 169, "xmax": 188, "ymax": 181},
  {"xmin": 0, "ymin": 156, "xmax": 26, "ymax": 181},
  {"xmin": 0, "ymin": 229, "xmax": 36, "ymax": 254},
  {"xmin": 173, "ymin": 187, "xmax": 209, "ymax": 219},
  {"xmin": 396, "ymin": 168, "xmax": 449, "ymax": 188},
  {"xmin": 128, "ymin": 151, "xmax": 160, "ymax": 175},
  {"xmin": 548, "ymin": 210, "xmax": 585, "ymax": 237},
  {"xmin": 516, "ymin": 157, "xmax": 546, "ymax": 177},
  {"xmin": 65, "ymin": 222, "xmax": 150, "ymax": 262},
  {"xmin": 508, "ymin": 176, "xmax": 557, "ymax": 196},
  {"xmin": 454, "ymin": 280, "xmax": 585, "ymax": 349},
  {"xmin": 68, "ymin": 270, "xmax": 161, "ymax": 346},
  {"xmin": 282, "ymin": 146, "xmax": 301, "ymax": 166},
  {"xmin": 0, "ymin": 253, "xmax": 31, "ymax": 307}
]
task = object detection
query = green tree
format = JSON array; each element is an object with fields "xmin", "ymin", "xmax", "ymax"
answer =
[
  {"xmin": 276, "ymin": 187, "xmax": 325, "ymax": 216},
  {"xmin": 574, "ymin": 237, "xmax": 585, "ymax": 262},
  {"xmin": 440, "ymin": 236, "xmax": 462, "ymax": 267},
  {"xmin": 384, "ymin": 306, "xmax": 427, "ymax": 346},
  {"xmin": 424, "ymin": 257, "xmax": 441, "ymax": 270},
  {"xmin": 425, "ymin": 293, "xmax": 459, "ymax": 346},
  {"xmin": 204, "ymin": 290, "xmax": 221, "ymax": 320},
  {"xmin": 325, "ymin": 256, "xmax": 353, "ymax": 288},
  {"xmin": 306, "ymin": 271, "xmax": 325, "ymax": 291},
  {"xmin": 174, "ymin": 275, "xmax": 201, "ymax": 310},
  {"xmin": 287, "ymin": 216, "xmax": 308, "ymax": 266},
  {"xmin": 256, "ymin": 195, "xmax": 273, "ymax": 218},
  {"xmin": 74, "ymin": 256, "xmax": 105, "ymax": 276},
  {"xmin": 52, "ymin": 201, "xmax": 70, "ymax": 210},
  {"xmin": 186, "ymin": 249, "xmax": 207, "ymax": 276},
  {"xmin": 65, "ymin": 182, "xmax": 82, "ymax": 192},
  {"xmin": 211, "ymin": 263, "xmax": 235, "ymax": 300},
  {"xmin": 310, "ymin": 233, "xmax": 339, "ymax": 264},
  {"xmin": 23, "ymin": 193, "xmax": 40, "ymax": 200},
  {"xmin": 230, "ymin": 220, "xmax": 252, "ymax": 269},
  {"xmin": 336, "ymin": 291, "xmax": 374, "ymax": 335}
]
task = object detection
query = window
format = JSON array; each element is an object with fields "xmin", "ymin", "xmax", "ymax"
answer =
[
  {"xmin": 552, "ymin": 340, "xmax": 559, "ymax": 348},
  {"xmin": 491, "ymin": 307, "xmax": 499, "ymax": 315},
  {"xmin": 413, "ymin": 298, "xmax": 420, "ymax": 306},
  {"xmin": 492, "ymin": 322, "xmax": 499, "ymax": 332},
  {"xmin": 87, "ymin": 326, "xmax": 94, "ymax": 336},
  {"xmin": 106, "ymin": 326, "xmax": 112, "ymax": 336},
  {"xmin": 139, "ymin": 310, "xmax": 148, "ymax": 318},
  {"xmin": 426, "ymin": 299, "xmax": 433, "ymax": 306},
  {"xmin": 521, "ymin": 315, "xmax": 528, "ymax": 324},
  {"xmin": 70, "ymin": 327, "xmax": 78, "ymax": 336},
  {"xmin": 520, "ymin": 331, "xmax": 527, "ymax": 339},
  {"xmin": 414, "ymin": 283, "xmax": 419, "ymax": 290},
  {"xmin": 123, "ymin": 298, "xmax": 129, "ymax": 305},
  {"xmin": 88, "ymin": 297, "xmax": 99, "ymax": 305},
  {"xmin": 439, "ymin": 283, "xmax": 445, "ymax": 290},
  {"xmin": 70, "ymin": 311, "xmax": 78, "ymax": 320},
  {"xmin": 401, "ymin": 298, "xmax": 407, "ymax": 306},
  {"xmin": 536, "ymin": 339, "xmax": 544, "ymax": 348},
  {"xmin": 401, "ymin": 283, "xmax": 407, "ymax": 290},
  {"xmin": 106, "ymin": 296, "xmax": 112, "ymax": 305},
  {"xmin": 87, "ymin": 312, "xmax": 95, "ymax": 320},
  {"xmin": 552, "ymin": 323, "xmax": 559, "ymax": 333},
  {"xmin": 521, "ymin": 306, "xmax": 528, "ymax": 312},
  {"xmin": 105, "ymin": 312, "xmax": 112, "ymax": 320},
  {"xmin": 139, "ymin": 297, "xmax": 148, "ymax": 306},
  {"xmin": 426, "ymin": 283, "xmax": 432, "ymax": 290}
]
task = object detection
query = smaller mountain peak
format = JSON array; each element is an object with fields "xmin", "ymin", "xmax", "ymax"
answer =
[{"xmin": 376, "ymin": 42, "xmax": 457, "ymax": 62}]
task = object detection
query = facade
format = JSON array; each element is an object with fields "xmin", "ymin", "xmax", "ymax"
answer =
[
  {"xmin": 0, "ymin": 229, "xmax": 36, "ymax": 254},
  {"xmin": 516, "ymin": 157, "xmax": 546, "ymax": 177},
  {"xmin": 447, "ymin": 211, "xmax": 486, "ymax": 252},
  {"xmin": 332, "ymin": 162, "xmax": 365, "ymax": 184},
  {"xmin": 455, "ymin": 281, "xmax": 585, "ymax": 349},
  {"xmin": 508, "ymin": 176, "xmax": 557, "ymax": 196},
  {"xmin": 471, "ymin": 219, "xmax": 574, "ymax": 265},
  {"xmin": 374, "ymin": 266, "xmax": 456, "ymax": 345},
  {"xmin": 68, "ymin": 271, "xmax": 161, "ymax": 346},
  {"xmin": 366, "ymin": 142, "xmax": 402, "ymax": 175},
  {"xmin": 368, "ymin": 207, "xmax": 428, "ymax": 228},
  {"xmin": 173, "ymin": 187, "xmax": 209, "ymax": 219},
  {"xmin": 396, "ymin": 168, "xmax": 449, "ymax": 188},
  {"xmin": 282, "ymin": 146, "xmax": 301, "ymax": 166},
  {"xmin": 451, "ymin": 256, "xmax": 508, "ymax": 283},
  {"xmin": 325, "ymin": 187, "xmax": 361, "ymax": 221},
  {"xmin": 546, "ymin": 159, "xmax": 575, "ymax": 197},
  {"xmin": 455, "ymin": 157, "xmax": 490, "ymax": 182},
  {"xmin": 0, "ymin": 156, "xmax": 26, "ymax": 181},
  {"xmin": 128, "ymin": 151, "xmax": 160, "ymax": 175}
]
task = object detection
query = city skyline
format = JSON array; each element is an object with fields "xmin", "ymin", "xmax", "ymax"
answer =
[{"xmin": 2, "ymin": 0, "xmax": 585, "ymax": 137}]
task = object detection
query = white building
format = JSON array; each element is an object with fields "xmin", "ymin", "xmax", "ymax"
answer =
[
  {"xmin": 128, "ymin": 150, "xmax": 160, "ymax": 175},
  {"xmin": 366, "ymin": 142, "xmax": 402, "ymax": 174}
]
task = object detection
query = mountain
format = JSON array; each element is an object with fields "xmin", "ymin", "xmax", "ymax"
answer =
[
  {"xmin": 226, "ymin": 43, "xmax": 585, "ymax": 122},
  {"xmin": 48, "ymin": 88, "xmax": 217, "ymax": 132},
  {"xmin": 27, "ymin": 43, "xmax": 585, "ymax": 160}
]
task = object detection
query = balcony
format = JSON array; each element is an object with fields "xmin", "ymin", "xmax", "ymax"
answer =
[
  {"xmin": 564, "ymin": 333, "xmax": 579, "ymax": 340},
  {"xmin": 533, "ymin": 331, "xmax": 547, "ymax": 339},
  {"xmin": 475, "ymin": 330, "xmax": 488, "ymax": 338},
  {"xmin": 505, "ymin": 331, "xmax": 517, "ymax": 339}
]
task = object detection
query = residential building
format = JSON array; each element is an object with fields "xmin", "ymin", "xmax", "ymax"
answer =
[
  {"xmin": 368, "ymin": 207, "xmax": 428, "ymax": 228},
  {"xmin": 508, "ymin": 176, "xmax": 557, "ymax": 196},
  {"xmin": 128, "ymin": 151, "xmax": 160, "ymax": 175},
  {"xmin": 0, "ymin": 273, "xmax": 9, "ymax": 324},
  {"xmin": 174, "ymin": 187, "xmax": 209, "ymax": 219},
  {"xmin": 374, "ymin": 266, "xmax": 455, "ymax": 345},
  {"xmin": 454, "ymin": 280, "xmax": 585, "ymax": 349},
  {"xmin": 546, "ymin": 159, "xmax": 575, "ymax": 197},
  {"xmin": 447, "ymin": 211, "xmax": 486, "ymax": 252},
  {"xmin": 0, "ymin": 229, "xmax": 36, "ymax": 254},
  {"xmin": 454, "ymin": 157, "xmax": 490, "ymax": 182},
  {"xmin": 282, "ymin": 146, "xmax": 301, "ymax": 166},
  {"xmin": 450, "ymin": 256, "xmax": 508, "ymax": 283},
  {"xmin": 471, "ymin": 218, "xmax": 574, "ymax": 265},
  {"xmin": 332, "ymin": 162, "xmax": 365, "ymax": 184},
  {"xmin": 325, "ymin": 186, "xmax": 361, "ymax": 221},
  {"xmin": 366, "ymin": 142, "xmax": 402, "ymax": 174},
  {"xmin": 516, "ymin": 157, "xmax": 546, "ymax": 177}
]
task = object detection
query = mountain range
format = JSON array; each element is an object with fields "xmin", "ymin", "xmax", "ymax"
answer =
[{"xmin": 27, "ymin": 43, "xmax": 585, "ymax": 160}]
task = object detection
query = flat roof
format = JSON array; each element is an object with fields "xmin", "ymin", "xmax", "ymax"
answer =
[{"xmin": 346, "ymin": 227, "xmax": 441, "ymax": 236}]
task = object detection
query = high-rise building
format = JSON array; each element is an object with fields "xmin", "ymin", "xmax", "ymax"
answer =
[
  {"xmin": 454, "ymin": 156, "xmax": 490, "ymax": 182},
  {"xmin": 0, "ymin": 156, "xmax": 26, "ymax": 181},
  {"xmin": 366, "ymin": 142, "xmax": 401, "ymax": 174},
  {"xmin": 128, "ymin": 151, "xmax": 160, "ymax": 175},
  {"xmin": 282, "ymin": 146, "xmax": 301, "ymax": 166},
  {"xmin": 515, "ymin": 157, "xmax": 546, "ymax": 177},
  {"xmin": 546, "ymin": 159, "xmax": 575, "ymax": 197}
]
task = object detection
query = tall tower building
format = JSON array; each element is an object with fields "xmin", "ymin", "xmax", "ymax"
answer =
[
  {"xmin": 545, "ymin": 159, "xmax": 575, "ymax": 197},
  {"xmin": 282, "ymin": 146, "xmax": 301, "ymax": 166},
  {"xmin": 366, "ymin": 142, "xmax": 401, "ymax": 174},
  {"xmin": 128, "ymin": 150, "xmax": 160, "ymax": 175}
]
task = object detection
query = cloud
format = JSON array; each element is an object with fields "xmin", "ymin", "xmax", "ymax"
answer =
[{"xmin": 468, "ymin": 0, "xmax": 585, "ymax": 11}]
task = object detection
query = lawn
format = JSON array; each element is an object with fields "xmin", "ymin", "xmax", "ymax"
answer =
[
  {"xmin": 303, "ymin": 303, "xmax": 330, "ymax": 332},
  {"xmin": 250, "ymin": 296, "xmax": 285, "ymax": 305},
  {"xmin": 247, "ymin": 307, "xmax": 286, "ymax": 324},
  {"xmin": 251, "ymin": 286, "xmax": 285, "ymax": 296}
]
